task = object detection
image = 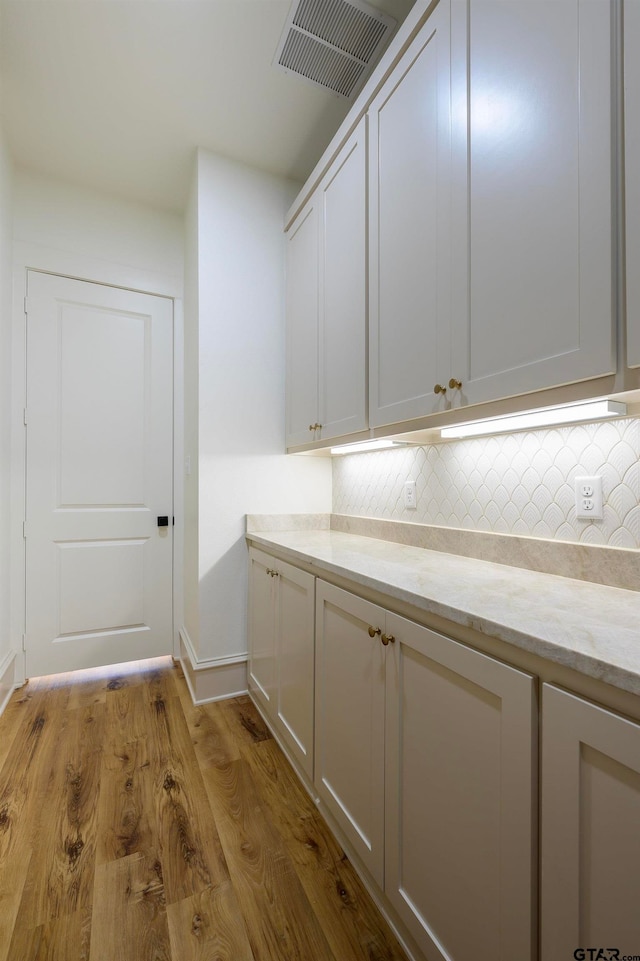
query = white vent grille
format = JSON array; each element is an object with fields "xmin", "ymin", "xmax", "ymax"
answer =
[{"xmin": 274, "ymin": 0, "xmax": 396, "ymax": 99}]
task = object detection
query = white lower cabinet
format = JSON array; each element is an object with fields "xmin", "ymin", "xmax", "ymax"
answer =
[
  {"xmin": 247, "ymin": 548, "xmax": 315, "ymax": 779},
  {"xmin": 314, "ymin": 580, "xmax": 537, "ymax": 961},
  {"xmin": 314, "ymin": 583, "xmax": 387, "ymax": 884},
  {"xmin": 249, "ymin": 554, "xmax": 640, "ymax": 961},
  {"xmin": 541, "ymin": 684, "xmax": 640, "ymax": 959},
  {"xmin": 385, "ymin": 610, "xmax": 537, "ymax": 961}
]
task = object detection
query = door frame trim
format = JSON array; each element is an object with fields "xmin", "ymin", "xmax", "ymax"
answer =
[{"xmin": 12, "ymin": 243, "xmax": 184, "ymax": 684}]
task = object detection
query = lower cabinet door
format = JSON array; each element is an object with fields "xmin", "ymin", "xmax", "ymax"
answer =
[
  {"xmin": 385, "ymin": 613, "xmax": 537, "ymax": 961},
  {"xmin": 315, "ymin": 580, "xmax": 386, "ymax": 886},
  {"xmin": 275, "ymin": 560, "xmax": 315, "ymax": 780},
  {"xmin": 541, "ymin": 684, "xmax": 640, "ymax": 959},
  {"xmin": 247, "ymin": 548, "xmax": 277, "ymax": 720}
]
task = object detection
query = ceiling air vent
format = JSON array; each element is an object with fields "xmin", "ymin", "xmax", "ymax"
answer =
[{"xmin": 273, "ymin": 0, "xmax": 397, "ymax": 99}]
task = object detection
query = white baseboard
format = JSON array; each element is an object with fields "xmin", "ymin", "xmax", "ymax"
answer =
[
  {"xmin": 179, "ymin": 628, "xmax": 248, "ymax": 705},
  {"xmin": 0, "ymin": 651, "xmax": 18, "ymax": 720}
]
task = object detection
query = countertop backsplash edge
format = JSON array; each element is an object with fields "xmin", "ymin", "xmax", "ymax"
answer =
[{"xmin": 246, "ymin": 513, "xmax": 639, "ymax": 592}]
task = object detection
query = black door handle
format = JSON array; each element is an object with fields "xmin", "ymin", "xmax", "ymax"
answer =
[{"xmin": 157, "ymin": 516, "xmax": 169, "ymax": 527}]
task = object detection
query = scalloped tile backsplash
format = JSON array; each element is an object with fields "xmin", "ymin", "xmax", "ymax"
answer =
[{"xmin": 332, "ymin": 419, "xmax": 640, "ymax": 548}]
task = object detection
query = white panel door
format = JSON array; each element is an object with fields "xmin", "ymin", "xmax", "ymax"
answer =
[
  {"xmin": 25, "ymin": 271, "xmax": 173, "ymax": 676},
  {"xmin": 385, "ymin": 613, "xmax": 537, "ymax": 961},
  {"xmin": 541, "ymin": 684, "xmax": 640, "ymax": 959},
  {"xmin": 625, "ymin": 0, "xmax": 640, "ymax": 367},
  {"xmin": 368, "ymin": 0, "xmax": 452, "ymax": 428},
  {"xmin": 450, "ymin": 0, "xmax": 615, "ymax": 405}
]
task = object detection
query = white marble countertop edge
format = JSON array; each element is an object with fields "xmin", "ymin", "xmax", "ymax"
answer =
[{"xmin": 246, "ymin": 529, "xmax": 640, "ymax": 697}]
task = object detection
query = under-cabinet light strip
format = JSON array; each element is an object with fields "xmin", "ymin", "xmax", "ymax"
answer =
[
  {"xmin": 440, "ymin": 400, "xmax": 627, "ymax": 439},
  {"xmin": 330, "ymin": 439, "xmax": 408, "ymax": 455}
]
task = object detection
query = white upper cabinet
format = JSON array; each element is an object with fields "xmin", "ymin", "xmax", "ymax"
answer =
[
  {"xmin": 450, "ymin": 0, "xmax": 616, "ymax": 406},
  {"xmin": 288, "ymin": 0, "xmax": 619, "ymax": 437},
  {"xmin": 286, "ymin": 199, "xmax": 320, "ymax": 447},
  {"xmin": 369, "ymin": 0, "xmax": 452, "ymax": 428},
  {"xmin": 286, "ymin": 119, "xmax": 367, "ymax": 447},
  {"xmin": 625, "ymin": 0, "xmax": 640, "ymax": 368},
  {"xmin": 319, "ymin": 119, "xmax": 368, "ymax": 439}
]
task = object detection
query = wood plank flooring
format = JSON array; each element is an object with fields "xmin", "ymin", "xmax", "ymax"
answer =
[{"xmin": 0, "ymin": 657, "xmax": 409, "ymax": 961}]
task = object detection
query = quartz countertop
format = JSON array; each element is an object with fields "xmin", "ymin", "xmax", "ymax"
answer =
[{"xmin": 246, "ymin": 528, "xmax": 640, "ymax": 696}]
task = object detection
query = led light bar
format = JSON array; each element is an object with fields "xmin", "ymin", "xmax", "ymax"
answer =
[
  {"xmin": 330, "ymin": 439, "xmax": 407, "ymax": 455},
  {"xmin": 440, "ymin": 400, "xmax": 627, "ymax": 440}
]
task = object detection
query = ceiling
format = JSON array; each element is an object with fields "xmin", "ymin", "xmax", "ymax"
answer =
[{"xmin": 0, "ymin": 0, "xmax": 415, "ymax": 213}]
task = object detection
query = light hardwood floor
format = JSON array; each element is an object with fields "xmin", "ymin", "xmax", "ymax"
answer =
[{"xmin": 0, "ymin": 657, "xmax": 409, "ymax": 961}]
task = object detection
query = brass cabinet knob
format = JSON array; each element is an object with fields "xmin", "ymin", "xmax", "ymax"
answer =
[
  {"xmin": 315, "ymin": 423, "xmax": 323, "ymax": 430},
  {"xmin": 433, "ymin": 383, "xmax": 447, "ymax": 396},
  {"xmin": 309, "ymin": 424, "xmax": 315, "ymax": 432},
  {"xmin": 448, "ymin": 378, "xmax": 462, "ymax": 390},
  {"xmin": 368, "ymin": 626, "xmax": 382, "ymax": 638},
  {"xmin": 381, "ymin": 633, "xmax": 395, "ymax": 646},
  {"xmin": 266, "ymin": 568, "xmax": 279, "ymax": 577}
]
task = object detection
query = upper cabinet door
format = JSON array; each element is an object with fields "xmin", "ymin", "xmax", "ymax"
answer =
[
  {"xmin": 368, "ymin": 0, "xmax": 453, "ymax": 429},
  {"xmin": 319, "ymin": 118, "xmax": 368, "ymax": 440},
  {"xmin": 450, "ymin": 0, "xmax": 616, "ymax": 407},
  {"xmin": 625, "ymin": 0, "xmax": 640, "ymax": 368},
  {"xmin": 286, "ymin": 199, "xmax": 320, "ymax": 447}
]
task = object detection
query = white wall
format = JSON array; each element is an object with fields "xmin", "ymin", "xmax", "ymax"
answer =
[
  {"xmin": 183, "ymin": 161, "xmax": 200, "ymax": 650},
  {"xmin": 0, "ymin": 122, "xmax": 13, "ymax": 664},
  {"xmin": 11, "ymin": 171, "xmax": 185, "ymax": 682},
  {"xmin": 13, "ymin": 169, "xmax": 183, "ymax": 292},
  {"xmin": 194, "ymin": 149, "xmax": 331, "ymax": 662}
]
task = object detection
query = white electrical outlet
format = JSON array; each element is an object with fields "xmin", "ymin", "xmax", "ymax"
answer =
[
  {"xmin": 575, "ymin": 475, "xmax": 603, "ymax": 520},
  {"xmin": 404, "ymin": 480, "xmax": 417, "ymax": 510}
]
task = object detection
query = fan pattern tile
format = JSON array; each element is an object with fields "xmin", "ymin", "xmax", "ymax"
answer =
[{"xmin": 332, "ymin": 419, "xmax": 640, "ymax": 547}]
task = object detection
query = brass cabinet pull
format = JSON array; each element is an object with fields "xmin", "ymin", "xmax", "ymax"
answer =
[
  {"xmin": 381, "ymin": 633, "xmax": 395, "ymax": 646},
  {"xmin": 433, "ymin": 383, "xmax": 447, "ymax": 395},
  {"xmin": 448, "ymin": 378, "xmax": 462, "ymax": 390},
  {"xmin": 309, "ymin": 424, "xmax": 315, "ymax": 432},
  {"xmin": 266, "ymin": 568, "xmax": 279, "ymax": 577},
  {"xmin": 368, "ymin": 626, "xmax": 382, "ymax": 638},
  {"xmin": 314, "ymin": 423, "xmax": 323, "ymax": 430}
]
